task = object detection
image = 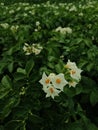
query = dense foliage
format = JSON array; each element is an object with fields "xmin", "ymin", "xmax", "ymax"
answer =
[
  {"xmin": 0, "ymin": 1, "xmax": 98, "ymax": 129},
  {"xmin": 0, "ymin": 0, "xmax": 81, "ymax": 5}
]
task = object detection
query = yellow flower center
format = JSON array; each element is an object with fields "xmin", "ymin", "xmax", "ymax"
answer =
[
  {"xmin": 56, "ymin": 78, "xmax": 61, "ymax": 84},
  {"xmin": 71, "ymin": 70, "xmax": 76, "ymax": 75},
  {"xmin": 49, "ymin": 87, "xmax": 54, "ymax": 93},
  {"xmin": 45, "ymin": 78, "xmax": 50, "ymax": 84}
]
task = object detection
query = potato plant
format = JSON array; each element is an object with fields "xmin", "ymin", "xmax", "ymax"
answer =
[{"xmin": 0, "ymin": 1, "xmax": 98, "ymax": 130}]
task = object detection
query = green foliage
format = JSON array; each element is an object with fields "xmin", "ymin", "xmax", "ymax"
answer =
[
  {"xmin": 0, "ymin": 76, "xmax": 12, "ymax": 99},
  {"xmin": 0, "ymin": 0, "xmax": 98, "ymax": 129},
  {"xmin": 0, "ymin": 0, "xmax": 83, "ymax": 5}
]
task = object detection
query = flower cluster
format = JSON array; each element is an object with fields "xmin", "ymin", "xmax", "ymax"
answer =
[
  {"xmin": 10, "ymin": 25, "xmax": 19, "ymax": 33},
  {"xmin": 64, "ymin": 60, "xmax": 82, "ymax": 88},
  {"xmin": 39, "ymin": 60, "xmax": 82, "ymax": 99},
  {"xmin": 39, "ymin": 73, "xmax": 68, "ymax": 99},
  {"xmin": 0, "ymin": 23, "xmax": 9, "ymax": 29},
  {"xmin": 55, "ymin": 27, "xmax": 72, "ymax": 35},
  {"xmin": 23, "ymin": 43, "xmax": 43, "ymax": 55},
  {"xmin": 69, "ymin": 5, "xmax": 77, "ymax": 12},
  {"xmin": 34, "ymin": 21, "xmax": 41, "ymax": 32},
  {"xmin": 65, "ymin": 59, "xmax": 82, "ymax": 81}
]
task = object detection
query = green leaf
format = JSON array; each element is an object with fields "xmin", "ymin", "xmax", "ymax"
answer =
[
  {"xmin": 81, "ymin": 116, "xmax": 98, "ymax": 130},
  {"xmin": 25, "ymin": 59, "xmax": 34, "ymax": 76},
  {"xmin": 86, "ymin": 63, "xmax": 94, "ymax": 72},
  {"xmin": 12, "ymin": 107, "xmax": 29, "ymax": 120},
  {"xmin": 4, "ymin": 120, "xmax": 24, "ymax": 130},
  {"xmin": 76, "ymin": 85, "xmax": 83, "ymax": 95},
  {"xmin": 66, "ymin": 121, "xmax": 83, "ymax": 130},
  {"xmin": 0, "ymin": 95, "xmax": 20, "ymax": 119},
  {"xmin": 17, "ymin": 68, "xmax": 26, "ymax": 75},
  {"xmin": 48, "ymin": 56, "xmax": 56, "ymax": 62},
  {"xmin": 55, "ymin": 60, "xmax": 64, "ymax": 73},
  {"xmin": 0, "ymin": 126, "xmax": 4, "ymax": 130},
  {"xmin": 81, "ymin": 76, "xmax": 97, "ymax": 93},
  {"xmin": 1, "ymin": 75, "xmax": 12, "ymax": 88},
  {"xmin": 0, "ymin": 84, "xmax": 11, "ymax": 99},
  {"xmin": 90, "ymin": 90, "xmax": 98, "ymax": 106},
  {"xmin": 8, "ymin": 62, "xmax": 14, "ymax": 73},
  {"xmin": 63, "ymin": 86, "xmax": 76, "ymax": 97},
  {"xmin": 47, "ymin": 62, "xmax": 54, "ymax": 69},
  {"xmin": 19, "ymin": 124, "xmax": 26, "ymax": 130},
  {"xmin": 87, "ymin": 123, "xmax": 98, "ymax": 130},
  {"xmin": 28, "ymin": 113, "xmax": 43, "ymax": 124},
  {"xmin": 14, "ymin": 72, "xmax": 26, "ymax": 81},
  {"xmin": 84, "ymin": 39, "xmax": 92, "ymax": 47},
  {"xmin": 0, "ymin": 76, "xmax": 12, "ymax": 99}
]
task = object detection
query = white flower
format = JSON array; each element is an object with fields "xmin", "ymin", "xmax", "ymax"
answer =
[
  {"xmin": 55, "ymin": 27, "xmax": 72, "ymax": 34},
  {"xmin": 51, "ymin": 73, "xmax": 68, "ymax": 91},
  {"xmin": 69, "ymin": 68, "xmax": 82, "ymax": 81},
  {"xmin": 39, "ymin": 72, "xmax": 68, "ymax": 99},
  {"xmin": 39, "ymin": 72, "xmax": 51, "ymax": 87},
  {"xmin": 65, "ymin": 60, "xmax": 82, "ymax": 81},
  {"xmin": 16, "ymin": 7, "xmax": 21, "ymax": 11},
  {"xmin": 10, "ymin": 25, "xmax": 19, "ymax": 33},
  {"xmin": 36, "ymin": 21, "xmax": 40, "ymax": 26},
  {"xmin": 78, "ymin": 13, "xmax": 83, "ymax": 16},
  {"xmin": 65, "ymin": 59, "xmax": 77, "ymax": 69},
  {"xmin": 32, "ymin": 48, "xmax": 41, "ymax": 55},
  {"xmin": 32, "ymin": 44, "xmax": 43, "ymax": 55},
  {"xmin": 66, "ymin": 6, "xmax": 69, "ymax": 10},
  {"xmin": 24, "ymin": 7, "xmax": 29, "ymax": 11},
  {"xmin": 1, "ymin": 3, "xmax": 4, "ymax": 6},
  {"xmin": 69, "ymin": 5, "xmax": 77, "ymax": 12},
  {"xmin": 19, "ymin": 87, "xmax": 26, "ymax": 95},
  {"xmin": 68, "ymin": 80, "xmax": 78, "ymax": 88},
  {"xmin": 0, "ymin": 23, "xmax": 9, "ymax": 29},
  {"xmin": 23, "ymin": 43, "xmax": 43, "ymax": 55},
  {"xmin": 48, "ymin": 73, "xmax": 56, "ymax": 80},
  {"xmin": 34, "ymin": 29, "xmax": 38, "ymax": 32},
  {"xmin": 60, "ymin": 55, "xmax": 64, "ymax": 60},
  {"xmin": 65, "ymin": 27, "xmax": 72, "ymax": 34},
  {"xmin": 60, "ymin": 28, "xmax": 67, "ymax": 34},
  {"xmin": 23, "ymin": 13, "xmax": 28, "ymax": 17},
  {"xmin": 29, "ymin": 10, "xmax": 35, "ymax": 15},
  {"xmin": 9, "ymin": 10, "xmax": 15, "ymax": 14},
  {"xmin": 55, "ymin": 26, "xmax": 62, "ymax": 32},
  {"xmin": 23, "ymin": 43, "xmax": 32, "ymax": 55},
  {"xmin": 43, "ymin": 85, "xmax": 61, "ymax": 99}
]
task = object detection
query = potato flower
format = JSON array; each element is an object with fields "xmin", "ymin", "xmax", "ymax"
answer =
[
  {"xmin": 64, "ymin": 27, "xmax": 72, "ymax": 34},
  {"xmin": 65, "ymin": 59, "xmax": 82, "ymax": 81},
  {"xmin": 10, "ymin": 25, "xmax": 19, "ymax": 33},
  {"xmin": 39, "ymin": 72, "xmax": 68, "ymax": 99},
  {"xmin": 68, "ymin": 80, "xmax": 78, "ymax": 88},
  {"xmin": 70, "ymin": 68, "xmax": 82, "ymax": 81},
  {"xmin": 32, "ymin": 44, "xmax": 43, "ymax": 55},
  {"xmin": 23, "ymin": 43, "xmax": 33, "ymax": 55},
  {"xmin": 36, "ymin": 21, "xmax": 40, "ymax": 26},
  {"xmin": 48, "ymin": 73, "xmax": 56, "ymax": 80},
  {"xmin": 0, "ymin": 23, "xmax": 9, "ymax": 29},
  {"xmin": 51, "ymin": 73, "xmax": 68, "ymax": 91},
  {"xmin": 43, "ymin": 85, "xmax": 61, "ymax": 99},
  {"xmin": 23, "ymin": 43, "xmax": 43, "ymax": 55},
  {"xmin": 39, "ymin": 72, "xmax": 51, "ymax": 87},
  {"xmin": 65, "ymin": 59, "xmax": 77, "ymax": 70},
  {"xmin": 69, "ymin": 5, "xmax": 77, "ymax": 12},
  {"xmin": 55, "ymin": 27, "xmax": 72, "ymax": 34}
]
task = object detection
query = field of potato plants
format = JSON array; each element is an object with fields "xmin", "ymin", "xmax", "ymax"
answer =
[{"xmin": 0, "ymin": 0, "xmax": 98, "ymax": 130}]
